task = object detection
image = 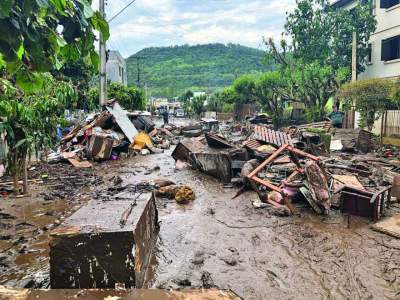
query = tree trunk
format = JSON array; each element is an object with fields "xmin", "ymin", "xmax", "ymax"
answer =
[
  {"xmin": 12, "ymin": 151, "xmax": 19, "ymax": 196},
  {"xmin": 12, "ymin": 171, "xmax": 19, "ymax": 196},
  {"xmin": 22, "ymin": 153, "xmax": 28, "ymax": 195}
]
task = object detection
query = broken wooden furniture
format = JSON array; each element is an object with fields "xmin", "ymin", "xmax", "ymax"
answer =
[
  {"xmin": 49, "ymin": 193, "xmax": 158, "ymax": 289},
  {"xmin": 205, "ymin": 133, "xmax": 233, "ymax": 149},
  {"xmin": 247, "ymin": 144, "xmax": 320, "ymax": 214},
  {"xmin": 338, "ymin": 185, "xmax": 391, "ymax": 221}
]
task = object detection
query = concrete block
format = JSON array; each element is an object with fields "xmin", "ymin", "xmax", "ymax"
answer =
[{"xmin": 49, "ymin": 193, "xmax": 158, "ymax": 289}]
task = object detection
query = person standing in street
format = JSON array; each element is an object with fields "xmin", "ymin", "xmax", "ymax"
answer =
[
  {"xmin": 327, "ymin": 105, "xmax": 345, "ymax": 128},
  {"xmin": 162, "ymin": 106, "xmax": 169, "ymax": 126}
]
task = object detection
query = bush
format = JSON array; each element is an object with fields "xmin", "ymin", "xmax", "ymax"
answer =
[
  {"xmin": 337, "ymin": 78, "xmax": 396, "ymax": 130},
  {"xmin": 88, "ymin": 83, "xmax": 146, "ymax": 111}
]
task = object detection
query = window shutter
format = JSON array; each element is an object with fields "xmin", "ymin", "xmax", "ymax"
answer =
[
  {"xmin": 396, "ymin": 37, "xmax": 400, "ymax": 60},
  {"xmin": 381, "ymin": 0, "xmax": 400, "ymax": 8},
  {"xmin": 381, "ymin": 39, "xmax": 390, "ymax": 61},
  {"xmin": 381, "ymin": 0, "xmax": 389, "ymax": 8}
]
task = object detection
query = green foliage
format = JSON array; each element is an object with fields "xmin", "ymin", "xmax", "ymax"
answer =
[
  {"xmin": 262, "ymin": 0, "xmax": 376, "ymax": 121},
  {"xmin": 285, "ymin": 0, "xmax": 376, "ymax": 73},
  {"xmin": 52, "ymin": 58, "xmax": 96, "ymax": 110},
  {"xmin": 178, "ymin": 90, "xmax": 194, "ymax": 115},
  {"xmin": 337, "ymin": 78, "xmax": 397, "ymax": 130},
  {"xmin": 190, "ymin": 95, "xmax": 206, "ymax": 118},
  {"xmin": 88, "ymin": 83, "xmax": 146, "ymax": 111},
  {"xmin": 256, "ymin": 71, "xmax": 286, "ymax": 128},
  {"xmin": 232, "ymin": 74, "xmax": 259, "ymax": 104},
  {"xmin": 0, "ymin": 0, "xmax": 109, "ymax": 93},
  {"xmin": 126, "ymin": 43, "xmax": 270, "ymax": 97},
  {"xmin": 0, "ymin": 74, "xmax": 70, "ymax": 193},
  {"xmin": 207, "ymin": 92, "xmax": 224, "ymax": 112},
  {"xmin": 222, "ymin": 102, "xmax": 234, "ymax": 113},
  {"xmin": 392, "ymin": 79, "xmax": 400, "ymax": 103}
]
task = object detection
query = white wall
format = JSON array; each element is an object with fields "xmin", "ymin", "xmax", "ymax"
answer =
[{"xmin": 359, "ymin": 0, "xmax": 400, "ymax": 80}]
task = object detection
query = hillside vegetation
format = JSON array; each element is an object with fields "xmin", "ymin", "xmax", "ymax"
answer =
[{"xmin": 126, "ymin": 43, "xmax": 270, "ymax": 97}]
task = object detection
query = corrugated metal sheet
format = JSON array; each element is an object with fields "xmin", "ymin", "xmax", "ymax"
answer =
[
  {"xmin": 253, "ymin": 126, "xmax": 293, "ymax": 147},
  {"xmin": 243, "ymin": 139, "xmax": 261, "ymax": 151}
]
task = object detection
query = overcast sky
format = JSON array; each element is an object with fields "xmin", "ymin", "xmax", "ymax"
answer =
[{"xmin": 93, "ymin": 0, "xmax": 295, "ymax": 58}]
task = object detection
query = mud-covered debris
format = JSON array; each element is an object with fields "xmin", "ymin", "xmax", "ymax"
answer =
[
  {"xmin": 201, "ymin": 271, "xmax": 215, "ymax": 288},
  {"xmin": 175, "ymin": 186, "xmax": 195, "ymax": 204},
  {"xmin": 156, "ymin": 185, "xmax": 195, "ymax": 204},
  {"xmin": 221, "ymin": 255, "xmax": 237, "ymax": 266},
  {"xmin": 140, "ymin": 149, "xmax": 150, "ymax": 156}
]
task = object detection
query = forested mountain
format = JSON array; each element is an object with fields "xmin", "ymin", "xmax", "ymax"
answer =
[{"xmin": 126, "ymin": 43, "xmax": 271, "ymax": 97}]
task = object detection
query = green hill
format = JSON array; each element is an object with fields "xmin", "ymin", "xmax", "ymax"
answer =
[{"xmin": 126, "ymin": 43, "xmax": 271, "ymax": 97}]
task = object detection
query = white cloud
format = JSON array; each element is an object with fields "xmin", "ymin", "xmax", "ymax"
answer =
[{"xmin": 94, "ymin": 0, "xmax": 296, "ymax": 56}]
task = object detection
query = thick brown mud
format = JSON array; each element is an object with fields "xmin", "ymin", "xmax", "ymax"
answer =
[{"xmin": 1, "ymin": 150, "xmax": 400, "ymax": 299}]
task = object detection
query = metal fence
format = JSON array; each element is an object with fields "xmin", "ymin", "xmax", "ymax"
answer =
[{"xmin": 381, "ymin": 110, "xmax": 400, "ymax": 138}]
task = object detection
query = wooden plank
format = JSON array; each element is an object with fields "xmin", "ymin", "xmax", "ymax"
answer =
[
  {"xmin": 247, "ymin": 144, "xmax": 288, "ymax": 178},
  {"xmin": 372, "ymin": 214, "xmax": 400, "ymax": 239},
  {"xmin": 251, "ymin": 176, "xmax": 282, "ymax": 193}
]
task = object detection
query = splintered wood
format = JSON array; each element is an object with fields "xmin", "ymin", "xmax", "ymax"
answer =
[{"xmin": 254, "ymin": 126, "xmax": 293, "ymax": 147}]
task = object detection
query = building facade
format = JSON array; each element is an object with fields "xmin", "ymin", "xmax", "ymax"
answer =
[
  {"xmin": 106, "ymin": 50, "xmax": 127, "ymax": 86},
  {"xmin": 333, "ymin": 0, "xmax": 400, "ymax": 80}
]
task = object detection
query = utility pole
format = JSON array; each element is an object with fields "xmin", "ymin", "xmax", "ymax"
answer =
[
  {"xmin": 135, "ymin": 56, "xmax": 144, "ymax": 87},
  {"xmin": 351, "ymin": 31, "xmax": 357, "ymax": 82},
  {"xmin": 99, "ymin": 0, "xmax": 107, "ymax": 105}
]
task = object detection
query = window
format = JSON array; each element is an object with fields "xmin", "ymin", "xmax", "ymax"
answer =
[
  {"xmin": 380, "ymin": 0, "xmax": 399, "ymax": 9},
  {"xmin": 381, "ymin": 35, "xmax": 400, "ymax": 61},
  {"xmin": 367, "ymin": 43, "xmax": 372, "ymax": 63}
]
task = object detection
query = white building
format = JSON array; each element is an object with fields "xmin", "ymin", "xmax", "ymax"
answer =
[
  {"xmin": 106, "ymin": 50, "xmax": 127, "ymax": 86},
  {"xmin": 333, "ymin": 0, "xmax": 400, "ymax": 80},
  {"xmin": 193, "ymin": 91, "xmax": 206, "ymax": 98}
]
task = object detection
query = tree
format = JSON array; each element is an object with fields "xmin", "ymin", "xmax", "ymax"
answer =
[
  {"xmin": 337, "ymin": 78, "xmax": 396, "ymax": 130},
  {"xmin": 232, "ymin": 75, "xmax": 259, "ymax": 104},
  {"xmin": 0, "ymin": 0, "xmax": 109, "ymax": 93},
  {"xmin": 0, "ymin": 75, "xmax": 72, "ymax": 194},
  {"xmin": 264, "ymin": 0, "xmax": 376, "ymax": 120},
  {"xmin": 88, "ymin": 83, "xmax": 146, "ymax": 111},
  {"xmin": 284, "ymin": 0, "xmax": 376, "ymax": 73},
  {"xmin": 207, "ymin": 92, "xmax": 224, "ymax": 112},
  {"xmin": 0, "ymin": 0, "xmax": 108, "ymax": 195},
  {"xmin": 219, "ymin": 87, "xmax": 239, "ymax": 104},
  {"xmin": 52, "ymin": 59, "xmax": 96, "ymax": 110},
  {"xmin": 179, "ymin": 90, "xmax": 194, "ymax": 115},
  {"xmin": 256, "ymin": 71, "xmax": 287, "ymax": 128},
  {"xmin": 190, "ymin": 95, "xmax": 206, "ymax": 118}
]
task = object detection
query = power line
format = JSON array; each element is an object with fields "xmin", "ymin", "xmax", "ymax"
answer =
[{"xmin": 108, "ymin": 0, "xmax": 137, "ymax": 23}]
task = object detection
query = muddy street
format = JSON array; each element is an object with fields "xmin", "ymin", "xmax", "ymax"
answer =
[
  {"xmin": 125, "ymin": 150, "xmax": 400, "ymax": 299},
  {"xmin": 1, "ymin": 131, "xmax": 400, "ymax": 299}
]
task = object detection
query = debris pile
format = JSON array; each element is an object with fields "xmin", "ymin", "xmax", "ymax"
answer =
[
  {"xmin": 171, "ymin": 120, "xmax": 397, "ymax": 221},
  {"xmin": 52, "ymin": 101, "xmax": 180, "ymax": 166}
]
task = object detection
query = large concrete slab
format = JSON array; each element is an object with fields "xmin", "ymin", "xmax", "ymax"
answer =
[{"xmin": 49, "ymin": 193, "xmax": 158, "ymax": 289}]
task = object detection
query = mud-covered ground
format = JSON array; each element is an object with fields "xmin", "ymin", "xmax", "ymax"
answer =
[{"xmin": 1, "ymin": 144, "xmax": 400, "ymax": 299}]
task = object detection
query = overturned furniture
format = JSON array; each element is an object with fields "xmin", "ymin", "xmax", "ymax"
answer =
[
  {"xmin": 49, "ymin": 193, "xmax": 158, "ymax": 289},
  {"xmin": 247, "ymin": 144, "xmax": 324, "ymax": 214},
  {"xmin": 337, "ymin": 185, "xmax": 391, "ymax": 221}
]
